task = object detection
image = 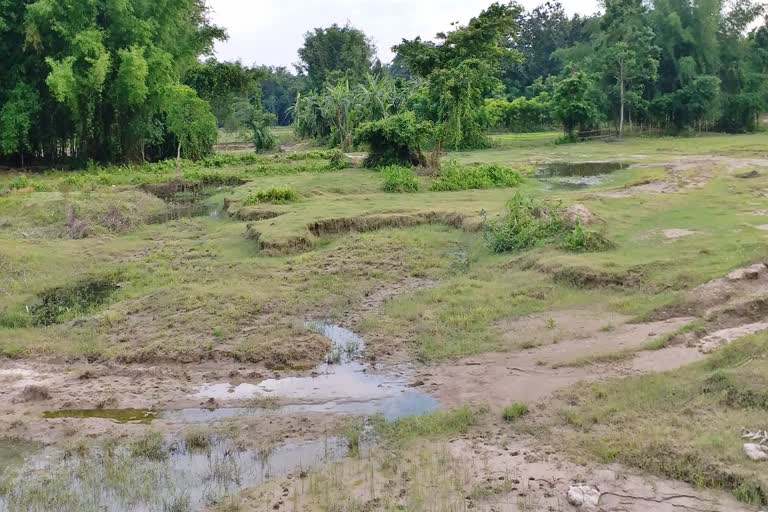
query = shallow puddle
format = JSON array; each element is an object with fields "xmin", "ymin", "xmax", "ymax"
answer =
[
  {"xmin": 1, "ymin": 436, "xmax": 346, "ymax": 512},
  {"xmin": 189, "ymin": 322, "xmax": 438, "ymax": 419},
  {"xmin": 146, "ymin": 185, "xmax": 228, "ymax": 223},
  {"xmin": 535, "ymin": 162, "xmax": 629, "ymax": 190},
  {"xmin": 12, "ymin": 323, "xmax": 438, "ymax": 510},
  {"xmin": 43, "ymin": 408, "xmax": 157, "ymax": 424}
]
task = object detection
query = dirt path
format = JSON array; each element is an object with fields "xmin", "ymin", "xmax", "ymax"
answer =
[{"xmin": 418, "ymin": 315, "xmax": 698, "ymax": 408}]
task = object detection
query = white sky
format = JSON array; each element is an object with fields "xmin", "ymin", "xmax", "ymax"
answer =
[{"xmin": 207, "ymin": 0, "xmax": 602, "ymax": 69}]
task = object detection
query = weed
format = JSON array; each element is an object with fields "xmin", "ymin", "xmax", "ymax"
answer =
[
  {"xmin": 243, "ymin": 186, "xmax": 298, "ymax": 204},
  {"xmin": 381, "ymin": 166, "xmax": 420, "ymax": 193},
  {"xmin": 129, "ymin": 432, "xmax": 167, "ymax": 461},
  {"xmin": 502, "ymin": 402, "xmax": 529, "ymax": 422},
  {"xmin": 183, "ymin": 428, "xmax": 211, "ymax": 450},
  {"xmin": 484, "ymin": 193, "xmax": 613, "ymax": 254},
  {"xmin": 560, "ymin": 224, "xmax": 614, "ymax": 252},
  {"xmin": 430, "ymin": 162, "xmax": 523, "ymax": 191}
]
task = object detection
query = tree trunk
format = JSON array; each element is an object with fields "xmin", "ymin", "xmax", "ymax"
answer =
[
  {"xmin": 20, "ymin": 151, "xmax": 24, "ymax": 169},
  {"xmin": 618, "ymin": 61, "xmax": 625, "ymax": 139},
  {"xmin": 176, "ymin": 141, "xmax": 182, "ymax": 177}
]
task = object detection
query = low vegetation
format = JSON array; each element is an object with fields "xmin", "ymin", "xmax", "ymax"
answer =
[
  {"xmin": 559, "ymin": 333, "xmax": 768, "ymax": 506},
  {"xmin": 430, "ymin": 162, "xmax": 523, "ymax": 192},
  {"xmin": 502, "ymin": 402, "xmax": 529, "ymax": 422},
  {"xmin": 243, "ymin": 186, "xmax": 299, "ymax": 204},
  {"xmin": 381, "ymin": 166, "xmax": 420, "ymax": 193},
  {"xmin": 483, "ymin": 193, "xmax": 611, "ymax": 254}
]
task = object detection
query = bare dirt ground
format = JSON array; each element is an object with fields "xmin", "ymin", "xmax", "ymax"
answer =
[
  {"xmin": 600, "ymin": 155, "xmax": 768, "ymax": 197},
  {"xmin": 415, "ymin": 314, "xmax": 698, "ymax": 408}
]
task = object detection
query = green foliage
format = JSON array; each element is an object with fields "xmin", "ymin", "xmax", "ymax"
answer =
[
  {"xmin": 552, "ymin": 72, "xmax": 601, "ymax": 139},
  {"xmin": 243, "ymin": 187, "xmax": 299, "ymax": 204},
  {"xmin": 395, "ymin": 2, "xmax": 524, "ymax": 150},
  {"xmin": 484, "ymin": 96, "xmax": 554, "ymax": 132},
  {"xmin": 0, "ymin": 0, "xmax": 225, "ymax": 163},
  {"xmin": 246, "ymin": 109, "xmax": 278, "ymax": 153},
  {"xmin": 502, "ymin": 402, "xmax": 529, "ymax": 422},
  {"xmin": 28, "ymin": 272, "xmax": 123, "ymax": 326},
  {"xmin": 484, "ymin": 193, "xmax": 613, "ymax": 254},
  {"xmin": 561, "ymin": 224, "xmax": 614, "ymax": 252},
  {"xmin": 355, "ymin": 112, "xmax": 431, "ymax": 167},
  {"xmin": 8, "ymin": 175, "xmax": 46, "ymax": 192},
  {"xmin": 164, "ymin": 85, "xmax": 218, "ymax": 160},
  {"xmin": 381, "ymin": 166, "xmax": 420, "ymax": 193},
  {"xmin": 298, "ymin": 23, "xmax": 375, "ymax": 90},
  {"xmin": 374, "ymin": 406, "xmax": 480, "ymax": 444},
  {"xmin": 430, "ymin": 162, "xmax": 522, "ymax": 191}
]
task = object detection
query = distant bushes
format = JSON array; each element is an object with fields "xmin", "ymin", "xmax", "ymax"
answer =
[
  {"xmin": 381, "ymin": 166, "xmax": 420, "ymax": 193},
  {"xmin": 243, "ymin": 186, "xmax": 298, "ymax": 204},
  {"xmin": 484, "ymin": 193, "xmax": 612, "ymax": 253},
  {"xmin": 430, "ymin": 162, "xmax": 522, "ymax": 192}
]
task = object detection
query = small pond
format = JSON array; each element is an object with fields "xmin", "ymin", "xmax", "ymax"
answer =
[{"xmin": 534, "ymin": 161, "xmax": 630, "ymax": 190}]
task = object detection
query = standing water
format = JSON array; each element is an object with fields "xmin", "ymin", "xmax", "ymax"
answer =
[
  {"xmin": 534, "ymin": 162, "xmax": 629, "ymax": 190},
  {"xmin": 4, "ymin": 323, "xmax": 438, "ymax": 511}
]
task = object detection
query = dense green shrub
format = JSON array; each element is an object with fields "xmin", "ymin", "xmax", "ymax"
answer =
[
  {"xmin": 354, "ymin": 112, "xmax": 432, "ymax": 168},
  {"xmin": 561, "ymin": 224, "xmax": 614, "ymax": 252},
  {"xmin": 9, "ymin": 175, "xmax": 47, "ymax": 192},
  {"xmin": 484, "ymin": 193, "xmax": 613, "ymax": 254},
  {"xmin": 381, "ymin": 166, "xmax": 420, "ymax": 193},
  {"xmin": 430, "ymin": 162, "xmax": 522, "ymax": 192},
  {"xmin": 243, "ymin": 186, "xmax": 298, "ymax": 204}
]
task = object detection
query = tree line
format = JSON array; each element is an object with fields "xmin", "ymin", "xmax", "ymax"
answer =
[{"xmin": 2, "ymin": 0, "xmax": 767, "ymax": 166}]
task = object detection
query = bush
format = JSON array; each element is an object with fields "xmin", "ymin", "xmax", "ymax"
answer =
[
  {"xmin": 502, "ymin": 402, "xmax": 529, "ymax": 422},
  {"xmin": 354, "ymin": 112, "xmax": 432, "ymax": 168},
  {"xmin": 9, "ymin": 175, "xmax": 47, "ymax": 192},
  {"xmin": 381, "ymin": 166, "xmax": 420, "ymax": 193},
  {"xmin": 431, "ymin": 162, "xmax": 522, "ymax": 192},
  {"xmin": 484, "ymin": 193, "xmax": 613, "ymax": 254},
  {"xmin": 243, "ymin": 186, "xmax": 298, "ymax": 204},
  {"xmin": 561, "ymin": 224, "xmax": 614, "ymax": 253}
]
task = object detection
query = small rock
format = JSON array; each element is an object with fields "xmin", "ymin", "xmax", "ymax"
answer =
[
  {"xmin": 408, "ymin": 380, "xmax": 425, "ymax": 387},
  {"xmin": 14, "ymin": 385, "xmax": 51, "ymax": 403},
  {"xmin": 566, "ymin": 484, "xmax": 600, "ymax": 509},
  {"xmin": 744, "ymin": 443, "xmax": 768, "ymax": 461},
  {"xmin": 736, "ymin": 170, "xmax": 760, "ymax": 179}
]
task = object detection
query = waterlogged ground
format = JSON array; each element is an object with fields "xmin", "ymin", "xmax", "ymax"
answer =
[{"xmin": 2, "ymin": 132, "xmax": 768, "ymax": 510}]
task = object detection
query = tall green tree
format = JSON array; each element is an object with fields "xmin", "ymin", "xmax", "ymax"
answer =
[
  {"xmin": 395, "ymin": 2, "xmax": 524, "ymax": 149},
  {"xmin": 297, "ymin": 24, "xmax": 375, "ymax": 90},
  {"xmin": 597, "ymin": 0, "xmax": 659, "ymax": 136},
  {"xmin": 0, "ymin": 0, "xmax": 224, "ymax": 164}
]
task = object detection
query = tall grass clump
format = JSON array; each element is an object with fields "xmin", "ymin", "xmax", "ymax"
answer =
[
  {"xmin": 484, "ymin": 193, "xmax": 612, "ymax": 254},
  {"xmin": 561, "ymin": 223, "xmax": 614, "ymax": 252},
  {"xmin": 381, "ymin": 166, "xmax": 420, "ymax": 193},
  {"xmin": 243, "ymin": 186, "xmax": 298, "ymax": 204},
  {"xmin": 502, "ymin": 402, "xmax": 529, "ymax": 422},
  {"xmin": 430, "ymin": 162, "xmax": 522, "ymax": 192}
]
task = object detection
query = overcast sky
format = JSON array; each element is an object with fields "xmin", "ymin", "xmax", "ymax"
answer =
[{"xmin": 207, "ymin": 0, "xmax": 601, "ymax": 69}]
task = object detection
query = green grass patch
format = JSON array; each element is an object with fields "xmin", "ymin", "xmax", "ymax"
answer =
[
  {"xmin": 375, "ymin": 406, "xmax": 481, "ymax": 444},
  {"xmin": 502, "ymin": 402, "xmax": 529, "ymax": 422},
  {"xmin": 243, "ymin": 186, "xmax": 299, "ymax": 204},
  {"xmin": 381, "ymin": 166, "xmax": 420, "ymax": 193},
  {"xmin": 557, "ymin": 332, "xmax": 768, "ymax": 506},
  {"xmin": 430, "ymin": 162, "xmax": 523, "ymax": 192}
]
